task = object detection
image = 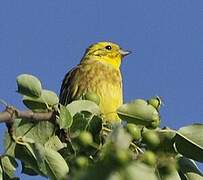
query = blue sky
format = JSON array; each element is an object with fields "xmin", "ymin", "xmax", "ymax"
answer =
[{"xmin": 0, "ymin": 0, "xmax": 202, "ymax": 179}]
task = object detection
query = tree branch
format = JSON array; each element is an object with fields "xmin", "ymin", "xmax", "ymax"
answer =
[{"xmin": 0, "ymin": 106, "xmax": 56, "ymax": 124}]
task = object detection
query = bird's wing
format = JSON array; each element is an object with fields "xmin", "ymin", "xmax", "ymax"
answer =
[{"xmin": 59, "ymin": 66, "xmax": 80, "ymax": 105}]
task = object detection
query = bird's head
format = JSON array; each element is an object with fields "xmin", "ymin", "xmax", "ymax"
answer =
[{"xmin": 82, "ymin": 41, "xmax": 131, "ymax": 69}]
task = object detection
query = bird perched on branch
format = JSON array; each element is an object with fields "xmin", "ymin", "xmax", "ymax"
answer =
[{"xmin": 59, "ymin": 41, "xmax": 131, "ymax": 122}]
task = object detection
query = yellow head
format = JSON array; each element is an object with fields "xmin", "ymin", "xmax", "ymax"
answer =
[{"xmin": 81, "ymin": 42, "xmax": 131, "ymax": 69}]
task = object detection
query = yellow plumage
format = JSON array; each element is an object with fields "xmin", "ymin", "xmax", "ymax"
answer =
[{"xmin": 59, "ymin": 42, "xmax": 130, "ymax": 122}]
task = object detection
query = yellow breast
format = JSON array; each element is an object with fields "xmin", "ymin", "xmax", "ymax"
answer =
[{"xmin": 76, "ymin": 60, "xmax": 123, "ymax": 122}]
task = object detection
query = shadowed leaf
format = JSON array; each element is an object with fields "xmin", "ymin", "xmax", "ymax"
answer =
[
  {"xmin": 177, "ymin": 156, "xmax": 203, "ymax": 180},
  {"xmin": 174, "ymin": 124, "xmax": 203, "ymax": 162}
]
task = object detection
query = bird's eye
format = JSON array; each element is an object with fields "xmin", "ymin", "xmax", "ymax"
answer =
[{"xmin": 105, "ymin": 45, "xmax": 112, "ymax": 50}]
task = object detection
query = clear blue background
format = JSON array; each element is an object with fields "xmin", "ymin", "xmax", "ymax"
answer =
[{"xmin": 0, "ymin": 1, "xmax": 202, "ymax": 179}]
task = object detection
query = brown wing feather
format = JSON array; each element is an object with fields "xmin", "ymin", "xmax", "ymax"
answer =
[{"xmin": 59, "ymin": 66, "xmax": 79, "ymax": 105}]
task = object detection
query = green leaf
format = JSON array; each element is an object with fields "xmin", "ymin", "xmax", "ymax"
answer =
[
  {"xmin": 4, "ymin": 119, "xmax": 21, "ymax": 156},
  {"xmin": 23, "ymin": 89, "xmax": 59, "ymax": 111},
  {"xmin": 4, "ymin": 119, "xmax": 55, "ymax": 157},
  {"xmin": 178, "ymin": 124, "xmax": 203, "ymax": 147},
  {"xmin": 177, "ymin": 156, "xmax": 203, "ymax": 180},
  {"xmin": 16, "ymin": 120, "xmax": 55, "ymax": 144},
  {"xmin": 70, "ymin": 112, "xmax": 89, "ymax": 133},
  {"xmin": 59, "ymin": 105, "xmax": 73, "ymax": 129},
  {"xmin": 174, "ymin": 124, "xmax": 203, "ymax": 162},
  {"xmin": 45, "ymin": 136, "xmax": 64, "ymax": 152},
  {"xmin": 66, "ymin": 100, "xmax": 100, "ymax": 117},
  {"xmin": 157, "ymin": 128, "xmax": 176, "ymax": 153},
  {"xmin": 41, "ymin": 90, "xmax": 59, "ymax": 106},
  {"xmin": 21, "ymin": 162, "xmax": 38, "ymax": 176},
  {"xmin": 88, "ymin": 115, "xmax": 102, "ymax": 135},
  {"xmin": 0, "ymin": 156, "xmax": 18, "ymax": 179},
  {"xmin": 16, "ymin": 74, "xmax": 42, "ymax": 97},
  {"xmin": 44, "ymin": 147, "xmax": 69, "ymax": 180},
  {"xmin": 117, "ymin": 99, "xmax": 160, "ymax": 127},
  {"xmin": 23, "ymin": 96, "xmax": 47, "ymax": 111},
  {"xmin": 14, "ymin": 140, "xmax": 46, "ymax": 176}
]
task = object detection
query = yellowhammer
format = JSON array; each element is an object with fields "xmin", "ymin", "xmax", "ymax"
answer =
[{"xmin": 59, "ymin": 42, "xmax": 130, "ymax": 122}]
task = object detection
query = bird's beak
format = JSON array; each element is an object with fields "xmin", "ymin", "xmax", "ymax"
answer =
[{"xmin": 119, "ymin": 49, "xmax": 131, "ymax": 57}]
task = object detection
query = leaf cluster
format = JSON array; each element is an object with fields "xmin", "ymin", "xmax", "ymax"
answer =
[{"xmin": 1, "ymin": 74, "xmax": 202, "ymax": 180}]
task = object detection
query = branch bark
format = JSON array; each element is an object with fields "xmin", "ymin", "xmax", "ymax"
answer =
[{"xmin": 0, "ymin": 106, "xmax": 56, "ymax": 123}]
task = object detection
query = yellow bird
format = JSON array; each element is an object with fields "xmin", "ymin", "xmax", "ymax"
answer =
[{"xmin": 59, "ymin": 42, "xmax": 130, "ymax": 122}]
